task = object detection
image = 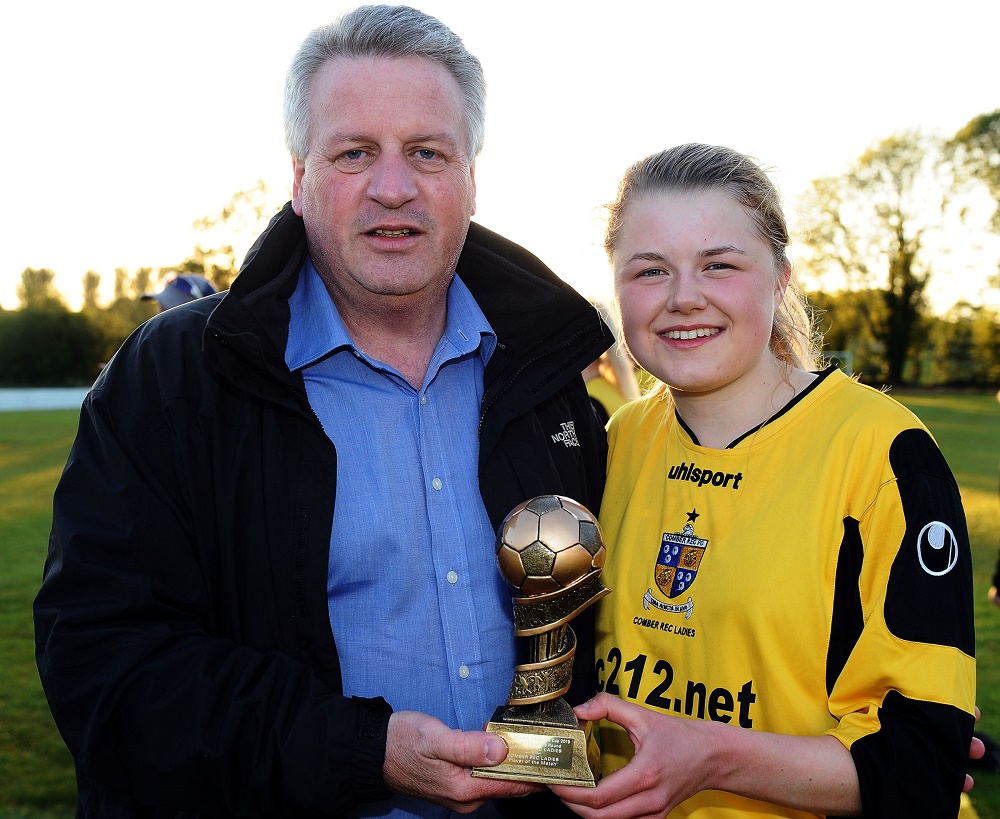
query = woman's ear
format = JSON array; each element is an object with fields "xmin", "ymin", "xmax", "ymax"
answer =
[{"xmin": 774, "ymin": 260, "xmax": 792, "ymax": 307}]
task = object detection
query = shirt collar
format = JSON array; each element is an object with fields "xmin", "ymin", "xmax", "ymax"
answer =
[{"xmin": 285, "ymin": 257, "xmax": 496, "ymax": 373}]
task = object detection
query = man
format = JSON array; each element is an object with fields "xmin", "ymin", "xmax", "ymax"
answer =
[
  {"xmin": 34, "ymin": 5, "xmax": 611, "ymax": 818},
  {"xmin": 141, "ymin": 273, "xmax": 218, "ymax": 312}
]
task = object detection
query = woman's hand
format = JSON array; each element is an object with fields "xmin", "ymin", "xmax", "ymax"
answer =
[{"xmin": 551, "ymin": 693, "xmax": 862, "ymax": 818}]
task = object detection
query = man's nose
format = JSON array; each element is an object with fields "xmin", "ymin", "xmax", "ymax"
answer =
[{"xmin": 366, "ymin": 151, "xmax": 419, "ymax": 208}]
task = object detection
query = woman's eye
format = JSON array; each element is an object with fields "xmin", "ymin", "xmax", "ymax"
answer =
[{"xmin": 638, "ymin": 267, "xmax": 666, "ymax": 278}]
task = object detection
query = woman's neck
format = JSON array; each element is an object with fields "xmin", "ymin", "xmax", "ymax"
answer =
[{"xmin": 670, "ymin": 365, "xmax": 816, "ymax": 449}]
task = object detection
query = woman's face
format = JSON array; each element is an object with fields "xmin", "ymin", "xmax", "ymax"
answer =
[{"xmin": 612, "ymin": 189, "xmax": 789, "ymax": 399}]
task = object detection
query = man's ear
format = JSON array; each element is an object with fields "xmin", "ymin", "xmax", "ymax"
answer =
[
  {"xmin": 469, "ymin": 162, "xmax": 477, "ymax": 218},
  {"xmin": 291, "ymin": 156, "xmax": 306, "ymax": 216}
]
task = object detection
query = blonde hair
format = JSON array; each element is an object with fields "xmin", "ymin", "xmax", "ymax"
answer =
[
  {"xmin": 605, "ymin": 143, "xmax": 820, "ymax": 372},
  {"xmin": 589, "ymin": 300, "xmax": 641, "ymax": 401}
]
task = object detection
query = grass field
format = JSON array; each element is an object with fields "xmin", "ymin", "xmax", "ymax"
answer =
[{"xmin": 1, "ymin": 393, "xmax": 998, "ymax": 817}]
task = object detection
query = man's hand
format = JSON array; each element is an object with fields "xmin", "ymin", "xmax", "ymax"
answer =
[{"xmin": 384, "ymin": 710, "xmax": 542, "ymax": 813}]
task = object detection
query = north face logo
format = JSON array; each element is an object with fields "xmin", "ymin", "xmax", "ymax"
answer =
[{"xmin": 551, "ymin": 421, "xmax": 580, "ymax": 447}]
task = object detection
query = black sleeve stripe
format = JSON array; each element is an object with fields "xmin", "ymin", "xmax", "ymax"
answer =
[
  {"xmin": 850, "ymin": 690, "xmax": 973, "ymax": 818},
  {"xmin": 828, "ymin": 517, "xmax": 865, "ymax": 697}
]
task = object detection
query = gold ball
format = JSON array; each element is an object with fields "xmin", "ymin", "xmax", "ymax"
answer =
[{"xmin": 495, "ymin": 495, "xmax": 605, "ymax": 596}]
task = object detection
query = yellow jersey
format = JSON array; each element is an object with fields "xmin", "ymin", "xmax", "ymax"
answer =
[{"xmin": 596, "ymin": 368, "xmax": 976, "ymax": 818}]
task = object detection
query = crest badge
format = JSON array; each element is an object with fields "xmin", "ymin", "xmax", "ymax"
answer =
[
  {"xmin": 642, "ymin": 511, "xmax": 707, "ymax": 618},
  {"xmin": 655, "ymin": 518, "xmax": 707, "ymax": 598}
]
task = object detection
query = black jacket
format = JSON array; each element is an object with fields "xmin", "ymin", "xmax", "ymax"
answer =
[{"xmin": 35, "ymin": 205, "xmax": 613, "ymax": 818}]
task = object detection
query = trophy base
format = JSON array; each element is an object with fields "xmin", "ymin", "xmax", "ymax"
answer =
[{"xmin": 471, "ymin": 704, "xmax": 599, "ymax": 787}]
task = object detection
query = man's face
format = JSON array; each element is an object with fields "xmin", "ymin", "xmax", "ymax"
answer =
[{"xmin": 291, "ymin": 56, "xmax": 477, "ymax": 315}]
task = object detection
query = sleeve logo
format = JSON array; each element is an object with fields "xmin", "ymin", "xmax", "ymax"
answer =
[
  {"xmin": 916, "ymin": 521, "xmax": 958, "ymax": 577},
  {"xmin": 550, "ymin": 421, "xmax": 580, "ymax": 448}
]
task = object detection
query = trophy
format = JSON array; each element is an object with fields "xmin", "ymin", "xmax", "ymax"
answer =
[{"xmin": 472, "ymin": 495, "xmax": 610, "ymax": 787}]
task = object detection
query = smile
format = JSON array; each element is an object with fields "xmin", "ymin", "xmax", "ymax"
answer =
[
  {"xmin": 370, "ymin": 229, "xmax": 415, "ymax": 237},
  {"xmin": 662, "ymin": 328, "xmax": 721, "ymax": 340}
]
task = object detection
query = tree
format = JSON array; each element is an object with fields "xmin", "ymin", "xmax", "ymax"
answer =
[
  {"xmin": 112, "ymin": 266, "xmax": 153, "ymax": 303},
  {"xmin": 807, "ymin": 289, "xmax": 888, "ymax": 382},
  {"xmin": 82, "ymin": 271, "xmax": 101, "ymax": 311},
  {"xmin": 158, "ymin": 180, "xmax": 282, "ymax": 292},
  {"xmin": 90, "ymin": 267, "xmax": 157, "ymax": 365},
  {"xmin": 971, "ymin": 305, "xmax": 1000, "ymax": 385},
  {"xmin": 949, "ymin": 110, "xmax": 1000, "ymax": 295},
  {"xmin": 796, "ymin": 131, "xmax": 951, "ymax": 385},
  {"xmin": 950, "ymin": 110, "xmax": 1000, "ymax": 233},
  {"xmin": 922, "ymin": 303, "xmax": 1000, "ymax": 387},
  {"xmin": 16, "ymin": 267, "xmax": 65, "ymax": 310},
  {"xmin": 0, "ymin": 304, "xmax": 100, "ymax": 386}
]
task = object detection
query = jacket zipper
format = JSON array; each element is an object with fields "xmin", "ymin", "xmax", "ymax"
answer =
[
  {"xmin": 211, "ymin": 329, "xmax": 328, "ymax": 433},
  {"xmin": 479, "ymin": 325, "xmax": 596, "ymax": 435}
]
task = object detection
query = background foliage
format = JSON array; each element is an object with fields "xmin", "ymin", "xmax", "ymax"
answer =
[
  {"xmin": 3, "ymin": 110, "xmax": 1000, "ymax": 389},
  {"xmin": 0, "ymin": 182, "xmax": 278, "ymax": 387}
]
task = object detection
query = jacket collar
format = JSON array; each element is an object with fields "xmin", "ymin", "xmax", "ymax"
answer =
[{"xmin": 207, "ymin": 204, "xmax": 613, "ymax": 408}]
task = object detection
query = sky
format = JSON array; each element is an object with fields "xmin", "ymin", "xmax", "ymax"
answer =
[{"xmin": 2, "ymin": 0, "xmax": 998, "ymax": 313}]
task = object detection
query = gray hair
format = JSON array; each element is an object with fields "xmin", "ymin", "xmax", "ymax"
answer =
[
  {"xmin": 283, "ymin": 5, "xmax": 486, "ymax": 161},
  {"xmin": 606, "ymin": 143, "xmax": 821, "ymax": 371}
]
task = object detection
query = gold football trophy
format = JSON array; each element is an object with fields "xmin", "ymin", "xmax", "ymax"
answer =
[{"xmin": 472, "ymin": 495, "xmax": 610, "ymax": 787}]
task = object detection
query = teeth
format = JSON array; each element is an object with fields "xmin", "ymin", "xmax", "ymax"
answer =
[
  {"xmin": 664, "ymin": 328, "xmax": 719, "ymax": 340},
  {"xmin": 372, "ymin": 229, "xmax": 412, "ymax": 237}
]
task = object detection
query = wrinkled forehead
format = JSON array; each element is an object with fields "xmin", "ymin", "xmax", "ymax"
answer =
[{"xmin": 308, "ymin": 55, "xmax": 471, "ymax": 153}]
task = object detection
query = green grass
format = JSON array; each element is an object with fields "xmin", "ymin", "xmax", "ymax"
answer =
[
  {"xmin": 1, "ymin": 395, "xmax": 999, "ymax": 817},
  {"xmin": 0, "ymin": 411, "xmax": 78, "ymax": 816}
]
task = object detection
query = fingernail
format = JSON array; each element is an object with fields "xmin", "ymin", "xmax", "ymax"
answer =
[{"xmin": 484, "ymin": 736, "xmax": 505, "ymax": 763}]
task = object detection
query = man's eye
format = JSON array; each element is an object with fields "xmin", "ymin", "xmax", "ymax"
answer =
[
  {"xmin": 415, "ymin": 149, "xmax": 439, "ymax": 161},
  {"xmin": 638, "ymin": 268, "xmax": 666, "ymax": 278},
  {"xmin": 333, "ymin": 149, "xmax": 374, "ymax": 172}
]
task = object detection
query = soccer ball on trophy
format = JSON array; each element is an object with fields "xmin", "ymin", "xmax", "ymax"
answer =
[{"xmin": 495, "ymin": 495, "xmax": 606, "ymax": 597}]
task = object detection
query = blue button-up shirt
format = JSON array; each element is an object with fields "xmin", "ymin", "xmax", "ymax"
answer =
[{"xmin": 286, "ymin": 259, "xmax": 516, "ymax": 818}]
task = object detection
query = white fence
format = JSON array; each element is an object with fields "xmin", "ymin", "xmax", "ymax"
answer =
[{"xmin": 0, "ymin": 388, "xmax": 89, "ymax": 412}]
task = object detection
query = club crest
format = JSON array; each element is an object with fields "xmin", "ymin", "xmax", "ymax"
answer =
[{"xmin": 655, "ymin": 520, "xmax": 707, "ymax": 599}]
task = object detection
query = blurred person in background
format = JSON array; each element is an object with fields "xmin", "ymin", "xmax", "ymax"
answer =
[
  {"xmin": 141, "ymin": 273, "xmax": 218, "ymax": 312},
  {"xmin": 583, "ymin": 301, "xmax": 641, "ymax": 425}
]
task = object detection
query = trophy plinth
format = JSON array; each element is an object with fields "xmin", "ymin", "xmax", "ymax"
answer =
[{"xmin": 472, "ymin": 495, "xmax": 610, "ymax": 787}]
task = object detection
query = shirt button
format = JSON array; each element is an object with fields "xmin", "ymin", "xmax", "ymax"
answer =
[
  {"xmin": 432, "ymin": 478, "xmax": 443, "ymax": 491},
  {"xmin": 420, "ymin": 395, "xmax": 427, "ymax": 405},
  {"xmin": 459, "ymin": 665, "xmax": 470, "ymax": 679},
  {"xmin": 447, "ymin": 570, "xmax": 458, "ymax": 584}
]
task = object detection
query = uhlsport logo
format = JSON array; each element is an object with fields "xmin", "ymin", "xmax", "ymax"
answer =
[
  {"xmin": 551, "ymin": 420, "xmax": 580, "ymax": 447},
  {"xmin": 668, "ymin": 460, "xmax": 743, "ymax": 490},
  {"xmin": 916, "ymin": 520, "xmax": 959, "ymax": 577},
  {"xmin": 642, "ymin": 510, "xmax": 707, "ymax": 619}
]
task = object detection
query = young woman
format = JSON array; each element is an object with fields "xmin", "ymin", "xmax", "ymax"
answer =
[{"xmin": 553, "ymin": 144, "xmax": 976, "ymax": 818}]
